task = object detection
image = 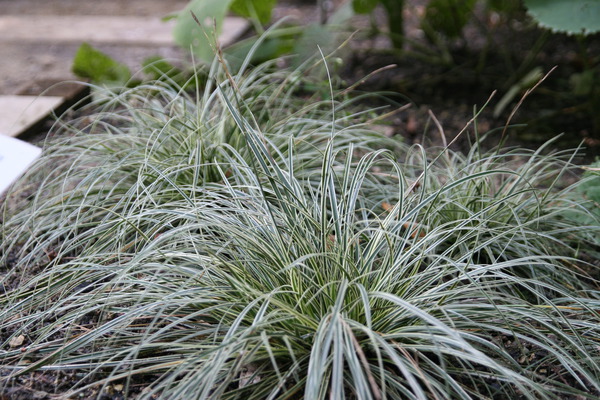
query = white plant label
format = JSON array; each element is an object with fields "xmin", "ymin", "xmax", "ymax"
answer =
[{"xmin": 0, "ymin": 135, "xmax": 42, "ymax": 195}]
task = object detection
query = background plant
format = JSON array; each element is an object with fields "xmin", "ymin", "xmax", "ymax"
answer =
[
  {"xmin": 520, "ymin": 0, "xmax": 600, "ymax": 104},
  {"xmin": 72, "ymin": 42, "xmax": 205, "ymax": 93},
  {"xmin": 563, "ymin": 159, "xmax": 600, "ymax": 248}
]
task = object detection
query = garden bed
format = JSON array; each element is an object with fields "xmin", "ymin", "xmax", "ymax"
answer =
[{"xmin": 1, "ymin": 1, "xmax": 600, "ymax": 399}]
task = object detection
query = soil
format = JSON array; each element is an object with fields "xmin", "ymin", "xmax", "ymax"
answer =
[{"xmin": 2, "ymin": 0, "xmax": 600, "ymax": 399}]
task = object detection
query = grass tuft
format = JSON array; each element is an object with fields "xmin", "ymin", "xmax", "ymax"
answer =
[{"xmin": 1, "ymin": 57, "xmax": 599, "ymax": 399}]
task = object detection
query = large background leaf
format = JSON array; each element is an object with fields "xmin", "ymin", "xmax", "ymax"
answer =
[
  {"xmin": 524, "ymin": 0, "xmax": 600, "ymax": 35},
  {"xmin": 173, "ymin": 0, "xmax": 235, "ymax": 63}
]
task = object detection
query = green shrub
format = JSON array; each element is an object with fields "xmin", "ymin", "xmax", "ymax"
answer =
[{"xmin": 1, "ymin": 57, "xmax": 599, "ymax": 399}]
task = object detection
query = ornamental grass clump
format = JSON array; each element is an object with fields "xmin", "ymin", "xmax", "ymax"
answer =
[{"xmin": 1, "ymin": 57, "xmax": 599, "ymax": 399}]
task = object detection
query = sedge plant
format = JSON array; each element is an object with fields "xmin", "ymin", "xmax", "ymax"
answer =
[{"xmin": 0, "ymin": 53, "xmax": 599, "ymax": 399}]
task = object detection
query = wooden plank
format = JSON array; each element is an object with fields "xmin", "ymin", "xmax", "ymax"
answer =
[
  {"xmin": 0, "ymin": 96, "xmax": 64, "ymax": 138},
  {"xmin": 0, "ymin": 16, "xmax": 248, "ymax": 47}
]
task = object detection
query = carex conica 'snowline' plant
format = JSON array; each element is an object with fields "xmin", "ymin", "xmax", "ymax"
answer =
[{"xmin": 1, "ymin": 53, "xmax": 599, "ymax": 399}]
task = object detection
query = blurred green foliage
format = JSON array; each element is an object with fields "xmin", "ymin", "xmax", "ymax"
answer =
[{"xmin": 72, "ymin": 43, "xmax": 133, "ymax": 86}]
